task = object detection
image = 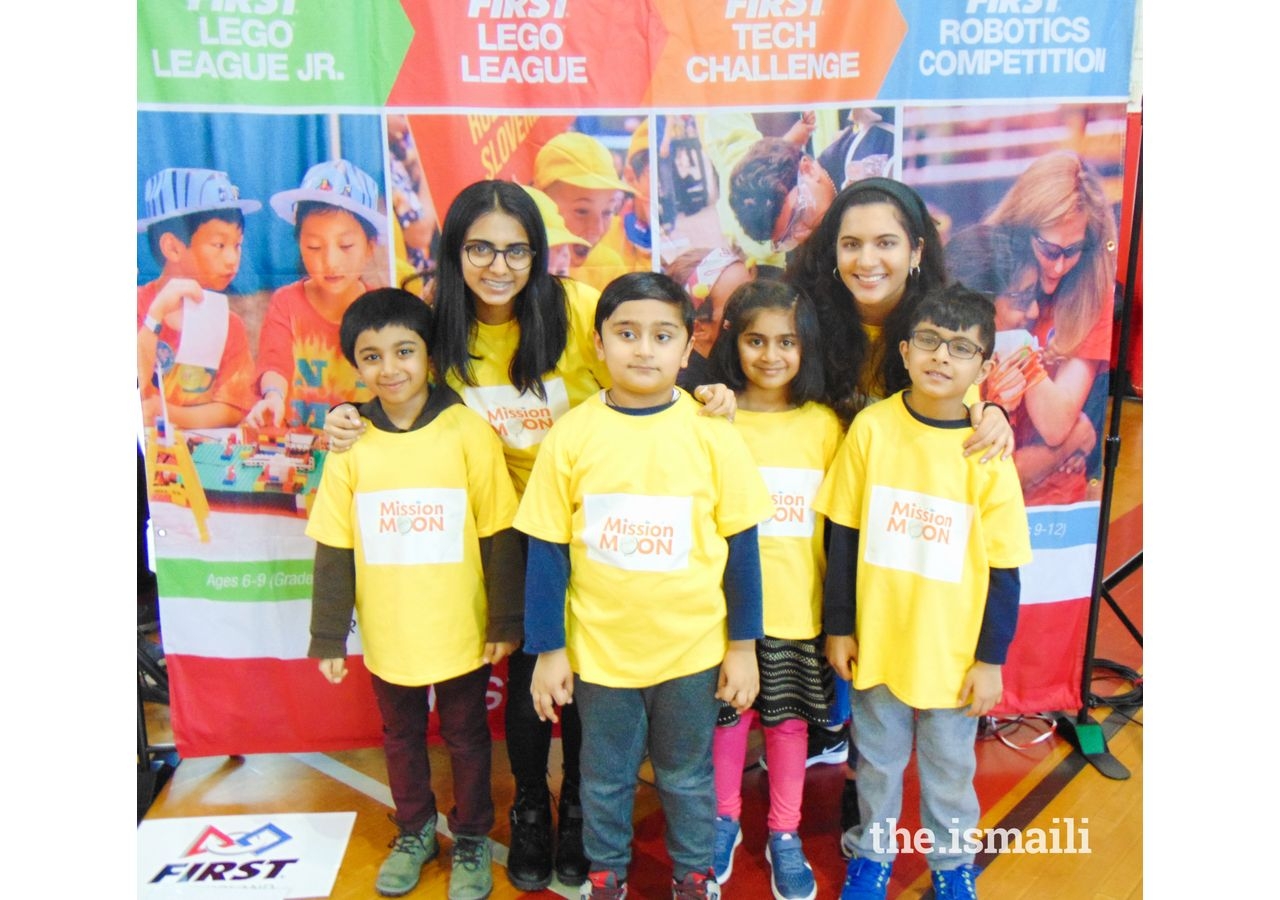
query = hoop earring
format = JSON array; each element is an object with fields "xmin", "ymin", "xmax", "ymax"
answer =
[
  {"xmin": 910, "ymin": 265, "xmax": 921, "ymax": 279},
  {"xmin": 832, "ymin": 267, "xmax": 841, "ymax": 281}
]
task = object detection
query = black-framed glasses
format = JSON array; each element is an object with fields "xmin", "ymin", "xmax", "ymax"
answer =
[
  {"xmin": 910, "ymin": 329, "xmax": 984, "ymax": 360},
  {"xmin": 1031, "ymin": 233, "xmax": 1088, "ymax": 263},
  {"xmin": 463, "ymin": 241, "xmax": 535, "ymax": 271}
]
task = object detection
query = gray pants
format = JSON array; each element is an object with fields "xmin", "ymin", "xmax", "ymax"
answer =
[
  {"xmin": 843, "ymin": 683, "xmax": 980, "ymax": 871},
  {"xmin": 575, "ymin": 667, "xmax": 720, "ymax": 882}
]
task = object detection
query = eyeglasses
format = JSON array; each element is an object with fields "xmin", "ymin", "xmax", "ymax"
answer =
[
  {"xmin": 463, "ymin": 241, "xmax": 535, "ymax": 271},
  {"xmin": 771, "ymin": 175, "xmax": 816, "ymax": 253},
  {"xmin": 1031, "ymin": 233, "xmax": 1088, "ymax": 263},
  {"xmin": 910, "ymin": 329, "xmax": 984, "ymax": 360}
]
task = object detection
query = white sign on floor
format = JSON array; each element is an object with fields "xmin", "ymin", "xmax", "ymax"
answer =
[{"xmin": 138, "ymin": 812, "xmax": 356, "ymax": 898}]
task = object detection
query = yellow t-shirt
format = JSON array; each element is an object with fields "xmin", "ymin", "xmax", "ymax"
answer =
[
  {"xmin": 813, "ymin": 392, "xmax": 1032, "ymax": 708},
  {"xmin": 568, "ymin": 242, "xmax": 630, "ymax": 294},
  {"xmin": 447, "ymin": 279, "xmax": 610, "ymax": 495},
  {"xmin": 306, "ymin": 404, "xmax": 519, "ymax": 686},
  {"xmin": 598, "ymin": 214, "xmax": 653, "ymax": 274},
  {"xmin": 514, "ymin": 391, "xmax": 775, "ymax": 688},
  {"xmin": 734, "ymin": 403, "xmax": 843, "ymax": 639}
]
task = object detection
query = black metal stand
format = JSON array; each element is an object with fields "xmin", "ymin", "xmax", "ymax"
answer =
[
  {"xmin": 138, "ymin": 630, "xmax": 177, "ymax": 821},
  {"xmin": 1057, "ymin": 133, "xmax": 1143, "ymax": 780}
]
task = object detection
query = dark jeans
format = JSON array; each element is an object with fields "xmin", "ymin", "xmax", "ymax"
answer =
[
  {"xmin": 371, "ymin": 665, "xmax": 494, "ymax": 837},
  {"xmin": 505, "ymin": 647, "xmax": 582, "ymax": 790},
  {"xmin": 576, "ymin": 667, "xmax": 720, "ymax": 881}
]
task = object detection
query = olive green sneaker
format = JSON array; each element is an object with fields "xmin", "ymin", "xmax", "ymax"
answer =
[
  {"xmin": 375, "ymin": 815, "xmax": 438, "ymax": 897},
  {"xmin": 448, "ymin": 835, "xmax": 493, "ymax": 900}
]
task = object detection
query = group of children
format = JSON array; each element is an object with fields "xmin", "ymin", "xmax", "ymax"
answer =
[
  {"xmin": 137, "ymin": 125, "xmax": 650, "ymax": 440},
  {"xmin": 137, "ymin": 160, "xmax": 385, "ymax": 436},
  {"xmin": 306, "ymin": 257, "xmax": 1030, "ymax": 899}
]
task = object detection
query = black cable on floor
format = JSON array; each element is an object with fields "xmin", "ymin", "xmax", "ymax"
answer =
[{"xmin": 1086, "ymin": 657, "xmax": 1142, "ymax": 716}]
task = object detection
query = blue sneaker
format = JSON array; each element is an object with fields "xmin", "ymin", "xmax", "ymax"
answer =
[
  {"xmin": 840, "ymin": 856, "xmax": 892, "ymax": 900},
  {"xmin": 765, "ymin": 831, "xmax": 816, "ymax": 900},
  {"xmin": 711, "ymin": 815, "xmax": 742, "ymax": 883},
  {"xmin": 931, "ymin": 864, "xmax": 979, "ymax": 899}
]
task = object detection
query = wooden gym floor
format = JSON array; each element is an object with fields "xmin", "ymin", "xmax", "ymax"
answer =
[{"xmin": 141, "ymin": 398, "xmax": 1143, "ymax": 899}]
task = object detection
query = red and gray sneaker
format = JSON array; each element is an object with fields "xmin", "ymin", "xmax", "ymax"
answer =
[
  {"xmin": 672, "ymin": 869, "xmax": 721, "ymax": 899},
  {"xmin": 580, "ymin": 870, "xmax": 628, "ymax": 900}
]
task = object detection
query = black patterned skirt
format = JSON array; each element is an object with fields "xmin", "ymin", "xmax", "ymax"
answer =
[{"xmin": 717, "ymin": 635, "xmax": 836, "ymax": 728}]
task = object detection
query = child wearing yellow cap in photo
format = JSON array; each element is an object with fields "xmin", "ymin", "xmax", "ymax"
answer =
[
  {"xmin": 533, "ymin": 131, "xmax": 632, "ymax": 292},
  {"xmin": 521, "ymin": 185, "xmax": 591, "ymax": 279},
  {"xmin": 598, "ymin": 119, "xmax": 653, "ymax": 273}
]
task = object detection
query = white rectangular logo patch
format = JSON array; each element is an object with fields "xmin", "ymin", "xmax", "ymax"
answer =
[
  {"xmin": 138, "ymin": 812, "xmax": 355, "ymax": 898},
  {"xmin": 356, "ymin": 488, "xmax": 465, "ymax": 565},
  {"xmin": 462, "ymin": 378, "xmax": 569, "ymax": 450},
  {"xmin": 863, "ymin": 486, "xmax": 973, "ymax": 583},
  {"xmin": 583, "ymin": 493, "xmax": 692, "ymax": 572},
  {"xmin": 758, "ymin": 466, "xmax": 822, "ymax": 538}
]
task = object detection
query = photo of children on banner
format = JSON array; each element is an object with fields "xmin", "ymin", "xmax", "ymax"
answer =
[
  {"xmin": 247, "ymin": 159, "xmax": 388, "ymax": 434},
  {"xmin": 816, "ymin": 107, "xmax": 898, "ymax": 190},
  {"xmin": 533, "ymin": 130, "xmax": 636, "ymax": 292},
  {"xmin": 137, "ymin": 167, "xmax": 261, "ymax": 430},
  {"xmin": 522, "ymin": 184, "xmax": 591, "ymax": 279},
  {"xmin": 664, "ymin": 246, "xmax": 754, "ymax": 390},
  {"xmin": 387, "ymin": 114, "xmax": 439, "ymax": 296},
  {"xmin": 947, "ymin": 224, "xmax": 1097, "ymax": 506},
  {"xmin": 979, "ymin": 151, "xmax": 1118, "ymax": 505},
  {"xmin": 597, "ymin": 118, "xmax": 653, "ymax": 273}
]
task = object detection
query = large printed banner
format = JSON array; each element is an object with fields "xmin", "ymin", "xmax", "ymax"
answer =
[{"xmin": 139, "ymin": 1, "xmax": 1136, "ymax": 757}]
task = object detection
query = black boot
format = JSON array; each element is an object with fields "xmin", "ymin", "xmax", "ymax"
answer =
[
  {"xmin": 506, "ymin": 783, "xmax": 553, "ymax": 891},
  {"xmin": 554, "ymin": 779, "xmax": 588, "ymax": 886}
]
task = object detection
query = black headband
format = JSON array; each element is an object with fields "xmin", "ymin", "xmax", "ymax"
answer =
[{"xmin": 844, "ymin": 177, "xmax": 929, "ymax": 237}]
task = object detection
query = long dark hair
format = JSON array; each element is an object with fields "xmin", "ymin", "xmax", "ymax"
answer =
[
  {"xmin": 432, "ymin": 180, "xmax": 569, "ymax": 400},
  {"xmin": 785, "ymin": 177, "xmax": 946, "ymax": 425},
  {"xmin": 707, "ymin": 279, "xmax": 825, "ymax": 407}
]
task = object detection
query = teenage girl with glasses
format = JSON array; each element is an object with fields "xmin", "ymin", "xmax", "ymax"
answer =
[{"xmin": 324, "ymin": 180, "xmax": 735, "ymax": 892}]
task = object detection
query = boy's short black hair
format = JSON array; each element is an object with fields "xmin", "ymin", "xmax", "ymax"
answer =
[
  {"xmin": 908, "ymin": 284, "xmax": 996, "ymax": 359},
  {"xmin": 728, "ymin": 138, "xmax": 804, "ymax": 243},
  {"xmin": 146, "ymin": 209, "xmax": 246, "ymax": 265},
  {"xmin": 339, "ymin": 288, "xmax": 434, "ymax": 367},
  {"xmin": 594, "ymin": 271, "xmax": 694, "ymax": 336}
]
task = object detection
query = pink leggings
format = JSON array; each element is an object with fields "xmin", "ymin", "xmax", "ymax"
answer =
[{"xmin": 712, "ymin": 710, "xmax": 807, "ymax": 833}]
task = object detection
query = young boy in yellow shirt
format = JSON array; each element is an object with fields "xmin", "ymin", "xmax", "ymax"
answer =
[
  {"xmin": 306, "ymin": 288, "xmax": 521, "ymax": 900},
  {"xmin": 516, "ymin": 272, "xmax": 775, "ymax": 899},
  {"xmin": 817, "ymin": 285, "xmax": 1032, "ymax": 900}
]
